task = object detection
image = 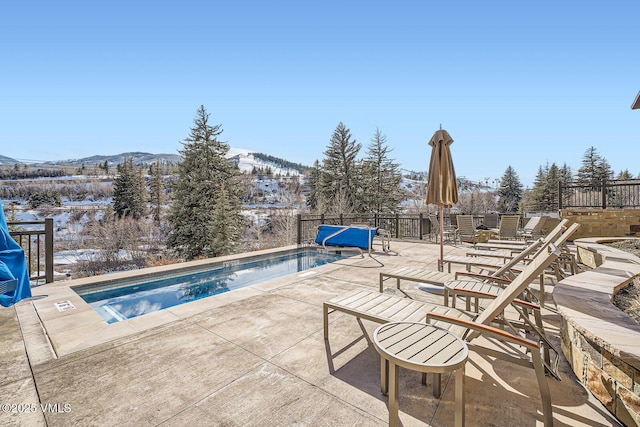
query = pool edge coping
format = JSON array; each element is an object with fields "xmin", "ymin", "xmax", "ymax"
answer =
[{"xmin": 18, "ymin": 244, "xmax": 362, "ymax": 361}]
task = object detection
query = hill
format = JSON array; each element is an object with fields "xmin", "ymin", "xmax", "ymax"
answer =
[
  {"xmin": 227, "ymin": 148, "xmax": 307, "ymax": 175},
  {"xmin": 0, "ymin": 154, "xmax": 20, "ymax": 165},
  {"xmin": 42, "ymin": 152, "xmax": 182, "ymax": 167},
  {"xmin": 0, "ymin": 148, "xmax": 309, "ymax": 176}
]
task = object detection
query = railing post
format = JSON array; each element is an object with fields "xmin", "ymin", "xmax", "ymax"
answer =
[
  {"xmin": 45, "ymin": 218, "xmax": 54, "ymax": 283},
  {"xmin": 296, "ymin": 214, "xmax": 302, "ymax": 245},
  {"xmin": 339, "ymin": 213, "xmax": 343, "ymax": 225},
  {"xmin": 558, "ymin": 181, "xmax": 563, "ymax": 210},
  {"xmin": 419, "ymin": 213, "xmax": 423, "ymax": 240},
  {"xmin": 395, "ymin": 214, "xmax": 399, "ymax": 238},
  {"xmin": 602, "ymin": 179, "xmax": 607, "ymax": 209}
]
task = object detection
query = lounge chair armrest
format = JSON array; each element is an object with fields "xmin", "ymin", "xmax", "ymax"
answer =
[
  {"xmin": 453, "ymin": 272, "xmax": 511, "ymax": 284},
  {"xmin": 450, "ymin": 289, "xmax": 541, "ymax": 312},
  {"xmin": 512, "ymin": 299, "xmax": 541, "ymax": 311},
  {"xmin": 427, "ymin": 312, "xmax": 539, "ymax": 350}
]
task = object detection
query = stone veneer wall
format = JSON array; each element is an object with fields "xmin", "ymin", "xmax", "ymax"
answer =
[
  {"xmin": 554, "ymin": 238, "xmax": 640, "ymax": 427},
  {"xmin": 561, "ymin": 209, "xmax": 640, "ymax": 240}
]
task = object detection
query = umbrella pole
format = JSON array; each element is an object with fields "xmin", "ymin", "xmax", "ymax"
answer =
[{"xmin": 439, "ymin": 204, "xmax": 444, "ymax": 272}]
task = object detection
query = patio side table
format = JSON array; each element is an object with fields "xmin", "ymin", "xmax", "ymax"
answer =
[{"xmin": 373, "ymin": 321, "xmax": 469, "ymax": 427}]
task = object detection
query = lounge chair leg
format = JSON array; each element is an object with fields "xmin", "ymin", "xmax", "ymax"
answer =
[
  {"xmin": 323, "ymin": 303, "xmax": 329, "ymax": 340},
  {"xmin": 533, "ymin": 351, "xmax": 554, "ymax": 427}
]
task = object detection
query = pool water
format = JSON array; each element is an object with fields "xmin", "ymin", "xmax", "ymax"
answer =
[{"xmin": 75, "ymin": 249, "xmax": 352, "ymax": 324}]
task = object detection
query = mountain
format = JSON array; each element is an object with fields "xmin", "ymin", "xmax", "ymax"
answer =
[
  {"xmin": 1, "ymin": 148, "xmax": 310, "ymax": 176},
  {"xmin": 0, "ymin": 154, "xmax": 20, "ymax": 165},
  {"xmin": 41, "ymin": 152, "xmax": 182, "ymax": 167},
  {"xmin": 227, "ymin": 148, "xmax": 307, "ymax": 175}
]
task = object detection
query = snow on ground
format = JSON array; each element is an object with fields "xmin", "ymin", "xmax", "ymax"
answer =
[
  {"xmin": 53, "ymin": 249, "xmax": 103, "ymax": 266},
  {"xmin": 227, "ymin": 148, "xmax": 301, "ymax": 176}
]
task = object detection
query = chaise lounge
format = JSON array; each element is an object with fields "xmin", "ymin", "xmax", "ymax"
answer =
[{"xmin": 324, "ymin": 238, "xmax": 565, "ymax": 426}]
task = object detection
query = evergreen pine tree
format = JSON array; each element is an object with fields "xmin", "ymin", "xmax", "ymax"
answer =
[
  {"xmin": 617, "ymin": 169, "xmax": 634, "ymax": 180},
  {"xmin": 544, "ymin": 163, "xmax": 559, "ymax": 210},
  {"xmin": 496, "ymin": 166, "xmax": 523, "ymax": 213},
  {"xmin": 361, "ymin": 129, "xmax": 403, "ymax": 214},
  {"xmin": 167, "ymin": 105, "xmax": 245, "ymax": 260},
  {"xmin": 149, "ymin": 161, "xmax": 165, "ymax": 225},
  {"xmin": 530, "ymin": 162, "xmax": 560, "ymax": 211},
  {"xmin": 530, "ymin": 165, "xmax": 548, "ymax": 211},
  {"xmin": 558, "ymin": 163, "xmax": 573, "ymax": 208},
  {"xmin": 576, "ymin": 146, "xmax": 613, "ymax": 187},
  {"xmin": 559, "ymin": 163, "xmax": 573, "ymax": 185},
  {"xmin": 304, "ymin": 160, "xmax": 321, "ymax": 211},
  {"xmin": 113, "ymin": 157, "xmax": 147, "ymax": 219},
  {"xmin": 208, "ymin": 183, "xmax": 241, "ymax": 255},
  {"xmin": 597, "ymin": 158, "xmax": 614, "ymax": 183},
  {"xmin": 318, "ymin": 122, "xmax": 362, "ymax": 213}
]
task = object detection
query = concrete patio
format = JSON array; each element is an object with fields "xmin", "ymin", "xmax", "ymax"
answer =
[{"xmin": 1, "ymin": 239, "xmax": 623, "ymax": 426}]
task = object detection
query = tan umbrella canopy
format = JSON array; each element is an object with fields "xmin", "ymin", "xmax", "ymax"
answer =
[{"xmin": 426, "ymin": 128, "xmax": 458, "ymax": 271}]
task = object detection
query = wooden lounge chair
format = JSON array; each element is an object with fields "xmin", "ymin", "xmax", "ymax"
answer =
[
  {"xmin": 518, "ymin": 216, "xmax": 547, "ymax": 240},
  {"xmin": 379, "ymin": 267, "xmax": 456, "ymax": 293},
  {"xmin": 493, "ymin": 215, "xmax": 520, "ymax": 240},
  {"xmin": 456, "ymin": 215, "xmax": 479, "ymax": 245},
  {"xmin": 324, "ymin": 240, "xmax": 564, "ymax": 427},
  {"xmin": 465, "ymin": 241, "xmax": 534, "ymax": 260},
  {"xmin": 427, "ymin": 214, "xmax": 457, "ymax": 244},
  {"xmin": 483, "ymin": 213, "xmax": 499, "ymax": 229},
  {"xmin": 474, "ymin": 241, "xmax": 528, "ymax": 251},
  {"xmin": 446, "ymin": 222, "xmax": 579, "ymax": 311},
  {"xmin": 441, "ymin": 220, "xmax": 572, "ymax": 305},
  {"xmin": 378, "ymin": 233, "xmax": 548, "ymax": 303},
  {"xmin": 442, "ymin": 219, "xmax": 569, "ymax": 272}
]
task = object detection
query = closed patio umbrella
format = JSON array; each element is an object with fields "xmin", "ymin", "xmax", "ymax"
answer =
[{"xmin": 426, "ymin": 129, "xmax": 458, "ymax": 271}]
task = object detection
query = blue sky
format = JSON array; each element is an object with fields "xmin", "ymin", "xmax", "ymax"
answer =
[{"xmin": 1, "ymin": 1, "xmax": 638, "ymax": 187}]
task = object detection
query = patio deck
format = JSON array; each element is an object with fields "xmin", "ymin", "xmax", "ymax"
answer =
[{"xmin": 1, "ymin": 240, "xmax": 621, "ymax": 426}]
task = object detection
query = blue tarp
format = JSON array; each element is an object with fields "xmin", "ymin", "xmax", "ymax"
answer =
[
  {"xmin": 315, "ymin": 225, "xmax": 376, "ymax": 251},
  {"xmin": 0, "ymin": 202, "xmax": 31, "ymax": 307}
]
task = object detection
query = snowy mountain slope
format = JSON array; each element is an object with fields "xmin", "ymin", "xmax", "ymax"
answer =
[{"xmin": 0, "ymin": 148, "xmax": 307, "ymax": 176}]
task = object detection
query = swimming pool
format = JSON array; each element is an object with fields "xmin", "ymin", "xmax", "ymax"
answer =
[{"xmin": 74, "ymin": 248, "xmax": 354, "ymax": 324}]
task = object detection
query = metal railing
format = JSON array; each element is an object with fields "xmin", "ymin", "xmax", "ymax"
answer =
[
  {"xmin": 296, "ymin": 213, "xmax": 529, "ymax": 245},
  {"xmin": 297, "ymin": 213, "xmax": 429, "ymax": 244},
  {"xmin": 558, "ymin": 179, "xmax": 640, "ymax": 209},
  {"xmin": 8, "ymin": 218, "xmax": 54, "ymax": 284}
]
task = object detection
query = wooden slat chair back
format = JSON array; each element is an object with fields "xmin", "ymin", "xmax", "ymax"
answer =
[
  {"xmin": 456, "ymin": 215, "xmax": 478, "ymax": 244},
  {"xmin": 496, "ymin": 215, "xmax": 521, "ymax": 240}
]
